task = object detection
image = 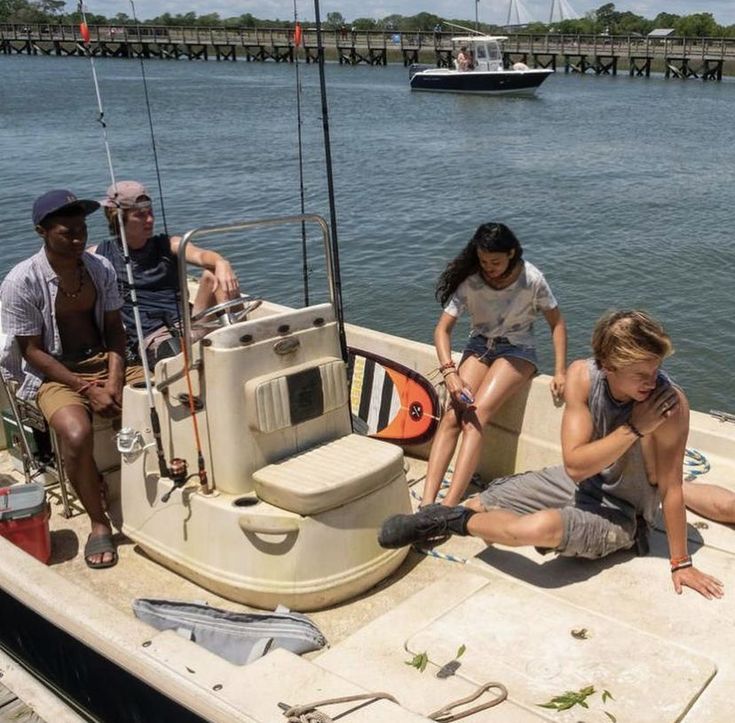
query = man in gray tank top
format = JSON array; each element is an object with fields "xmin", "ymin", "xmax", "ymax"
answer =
[{"xmin": 380, "ymin": 310, "xmax": 724, "ymax": 599}]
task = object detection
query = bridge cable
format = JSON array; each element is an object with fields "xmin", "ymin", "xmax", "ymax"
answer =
[{"xmin": 77, "ymin": 2, "xmax": 170, "ymax": 480}]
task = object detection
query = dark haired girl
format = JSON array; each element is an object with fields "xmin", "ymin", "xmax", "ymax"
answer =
[{"xmin": 422, "ymin": 222, "xmax": 567, "ymax": 507}]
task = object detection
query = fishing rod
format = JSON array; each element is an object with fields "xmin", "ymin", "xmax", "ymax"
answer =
[
  {"xmin": 443, "ymin": 20, "xmax": 485, "ymax": 35},
  {"xmin": 127, "ymin": 1, "xmax": 184, "ymax": 342},
  {"xmin": 313, "ymin": 0, "xmax": 348, "ymax": 362},
  {"xmin": 128, "ymin": 0, "xmax": 170, "ymax": 240},
  {"xmin": 77, "ymin": 2, "xmax": 170, "ymax": 480},
  {"xmin": 292, "ymin": 4, "xmax": 310, "ymax": 306}
]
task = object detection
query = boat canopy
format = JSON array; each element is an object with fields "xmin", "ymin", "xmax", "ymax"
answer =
[{"xmin": 451, "ymin": 36, "xmax": 509, "ymax": 44}]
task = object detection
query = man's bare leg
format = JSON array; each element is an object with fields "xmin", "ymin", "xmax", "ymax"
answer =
[
  {"xmin": 48, "ymin": 405, "xmax": 113, "ymax": 566},
  {"xmin": 683, "ymin": 481, "xmax": 735, "ymax": 524},
  {"xmin": 465, "ymin": 497, "xmax": 565, "ymax": 548},
  {"xmin": 379, "ymin": 496, "xmax": 564, "ymax": 550}
]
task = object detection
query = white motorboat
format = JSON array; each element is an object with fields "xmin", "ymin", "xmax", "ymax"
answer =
[
  {"xmin": 1, "ymin": 216, "xmax": 735, "ymax": 722},
  {"xmin": 410, "ymin": 36, "xmax": 553, "ymax": 95}
]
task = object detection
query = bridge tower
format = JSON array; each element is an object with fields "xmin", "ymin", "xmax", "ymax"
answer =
[
  {"xmin": 505, "ymin": 0, "xmax": 532, "ymax": 27},
  {"xmin": 549, "ymin": 0, "xmax": 580, "ymax": 23}
]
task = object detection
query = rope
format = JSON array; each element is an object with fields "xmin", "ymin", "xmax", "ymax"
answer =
[
  {"xmin": 428, "ymin": 681, "xmax": 508, "ymax": 722},
  {"xmin": 684, "ymin": 448, "xmax": 710, "ymax": 481},
  {"xmin": 281, "ymin": 692, "xmax": 399, "ymax": 722},
  {"xmin": 280, "ymin": 683, "xmax": 508, "ymax": 722},
  {"xmin": 413, "ymin": 544, "xmax": 468, "ymax": 565}
]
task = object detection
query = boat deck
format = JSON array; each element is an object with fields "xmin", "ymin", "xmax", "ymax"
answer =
[{"xmin": 2, "ymin": 443, "xmax": 735, "ymax": 722}]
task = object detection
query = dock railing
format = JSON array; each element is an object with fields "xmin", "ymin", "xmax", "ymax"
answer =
[{"xmin": 3, "ymin": 24, "xmax": 735, "ymax": 62}]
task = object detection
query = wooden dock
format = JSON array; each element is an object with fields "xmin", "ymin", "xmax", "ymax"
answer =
[
  {"xmin": 1, "ymin": 25, "xmax": 733, "ymax": 80},
  {"xmin": 0, "ymin": 680, "xmax": 44, "ymax": 722}
]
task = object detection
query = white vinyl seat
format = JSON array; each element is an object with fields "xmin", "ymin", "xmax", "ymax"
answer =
[{"xmin": 252, "ymin": 434, "xmax": 404, "ymax": 516}]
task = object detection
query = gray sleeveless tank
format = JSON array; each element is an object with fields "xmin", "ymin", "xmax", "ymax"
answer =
[{"xmin": 578, "ymin": 358, "xmax": 665, "ymax": 524}]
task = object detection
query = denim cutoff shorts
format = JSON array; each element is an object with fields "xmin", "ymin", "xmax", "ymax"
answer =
[{"xmin": 461, "ymin": 335, "xmax": 538, "ymax": 369}]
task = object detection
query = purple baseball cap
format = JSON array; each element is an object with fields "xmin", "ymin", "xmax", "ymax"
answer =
[
  {"xmin": 32, "ymin": 189, "xmax": 100, "ymax": 226},
  {"xmin": 100, "ymin": 180, "xmax": 151, "ymax": 209}
]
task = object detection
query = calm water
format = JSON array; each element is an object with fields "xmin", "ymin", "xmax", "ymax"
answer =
[{"xmin": 1, "ymin": 55, "xmax": 733, "ymax": 411}]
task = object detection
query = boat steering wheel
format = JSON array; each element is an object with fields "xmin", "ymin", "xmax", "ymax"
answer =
[{"xmin": 189, "ymin": 295, "xmax": 262, "ymax": 329}]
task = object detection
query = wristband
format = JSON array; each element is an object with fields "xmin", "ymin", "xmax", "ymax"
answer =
[
  {"xmin": 626, "ymin": 421, "xmax": 644, "ymax": 439},
  {"xmin": 670, "ymin": 554, "xmax": 691, "ymax": 566},
  {"xmin": 439, "ymin": 361, "xmax": 456, "ymax": 371},
  {"xmin": 441, "ymin": 369, "xmax": 458, "ymax": 378},
  {"xmin": 671, "ymin": 560, "xmax": 693, "ymax": 573}
]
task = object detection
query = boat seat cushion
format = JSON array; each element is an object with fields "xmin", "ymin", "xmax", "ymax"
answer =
[
  {"xmin": 252, "ymin": 434, "xmax": 404, "ymax": 515},
  {"xmin": 246, "ymin": 358, "xmax": 349, "ymax": 434}
]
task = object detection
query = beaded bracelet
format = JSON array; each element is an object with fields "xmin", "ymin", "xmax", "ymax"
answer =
[
  {"xmin": 626, "ymin": 421, "xmax": 644, "ymax": 439},
  {"xmin": 439, "ymin": 361, "xmax": 456, "ymax": 371}
]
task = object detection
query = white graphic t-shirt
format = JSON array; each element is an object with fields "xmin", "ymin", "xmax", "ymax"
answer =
[{"xmin": 443, "ymin": 261, "xmax": 557, "ymax": 348}]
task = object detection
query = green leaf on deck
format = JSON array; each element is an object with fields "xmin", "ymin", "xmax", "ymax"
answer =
[
  {"xmin": 456, "ymin": 644, "xmax": 466, "ymax": 659},
  {"xmin": 537, "ymin": 685, "xmax": 596, "ymax": 712},
  {"xmin": 405, "ymin": 651, "xmax": 429, "ymax": 672}
]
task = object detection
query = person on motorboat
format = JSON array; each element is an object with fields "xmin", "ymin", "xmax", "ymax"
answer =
[
  {"xmin": 92, "ymin": 181, "xmax": 242, "ymax": 366},
  {"xmin": 420, "ymin": 222, "xmax": 567, "ymax": 508},
  {"xmin": 456, "ymin": 46, "xmax": 472, "ymax": 71},
  {"xmin": 380, "ymin": 310, "xmax": 725, "ymax": 600},
  {"xmin": 0, "ymin": 190, "xmax": 144, "ymax": 569}
]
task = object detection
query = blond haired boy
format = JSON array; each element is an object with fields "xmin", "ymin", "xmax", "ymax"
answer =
[{"xmin": 380, "ymin": 310, "xmax": 724, "ymax": 599}]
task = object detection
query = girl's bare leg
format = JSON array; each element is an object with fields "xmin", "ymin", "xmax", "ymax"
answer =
[
  {"xmin": 442, "ymin": 356, "xmax": 535, "ymax": 507},
  {"xmin": 421, "ymin": 356, "xmax": 491, "ymax": 507}
]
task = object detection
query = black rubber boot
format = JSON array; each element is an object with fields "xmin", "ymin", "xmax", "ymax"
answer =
[{"xmin": 378, "ymin": 504, "xmax": 475, "ymax": 549}]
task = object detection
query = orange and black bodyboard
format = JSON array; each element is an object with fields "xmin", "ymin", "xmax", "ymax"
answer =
[{"xmin": 347, "ymin": 347, "xmax": 440, "ymax": 445}]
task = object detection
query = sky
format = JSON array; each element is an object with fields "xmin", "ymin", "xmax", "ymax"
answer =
[{"xmin": 83, "ymin": 1, "xmax": 735, "ymax": 26}]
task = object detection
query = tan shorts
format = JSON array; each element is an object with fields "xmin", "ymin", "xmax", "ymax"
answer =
[
  {"xmin": 36, "ymin": 352, "xmax": 145, "ymax": 424},
  {"xmin": 478, "ymin": 466, "xmax": 637, "ymax": 559},
  {"xmin": 142, "ymin": 323, "xmax": 208, "ymax": 366}
]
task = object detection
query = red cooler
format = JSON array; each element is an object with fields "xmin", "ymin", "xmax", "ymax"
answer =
[{"xmin": 0, "ymin": 483, "xmax": 51, "ymax": 564}]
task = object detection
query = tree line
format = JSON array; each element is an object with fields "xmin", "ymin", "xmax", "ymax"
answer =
[{"xmin": 2, "ymin": 1, "xmax": 734, "ymax": 38}]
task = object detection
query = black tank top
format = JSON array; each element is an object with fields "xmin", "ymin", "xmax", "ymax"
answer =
[{"xmin": 95, "ymin": 234, "xmax": 180, "ymax": 348}]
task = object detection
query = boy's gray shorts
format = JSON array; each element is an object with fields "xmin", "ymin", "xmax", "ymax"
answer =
[{"xmin": 477, "ymin": 466, "xmax": 637, "ymax": 559}]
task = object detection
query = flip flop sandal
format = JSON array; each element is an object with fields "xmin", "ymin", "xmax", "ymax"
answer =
[{"xmin": 84, "ymin": 532, "xmax": 118, "ymax": 569}]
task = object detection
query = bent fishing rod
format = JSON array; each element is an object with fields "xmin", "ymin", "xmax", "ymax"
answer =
[{"xmin": 78, "ymin": 2, "xmax": 169, "ymax": 480}]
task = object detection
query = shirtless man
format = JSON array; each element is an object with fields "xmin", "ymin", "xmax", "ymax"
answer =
[
  {"xmin": 0, "ymin": 190, "xmax": 142, "ymax": 568},
  {"xmin": 380, "ymin": 310, "xmax": 725, "ymax": 599}
]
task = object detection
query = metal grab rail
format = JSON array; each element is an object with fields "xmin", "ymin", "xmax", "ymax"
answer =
[{"xmin": 176, "ymin": 214, "xmax": 340, "ymax": 370}]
